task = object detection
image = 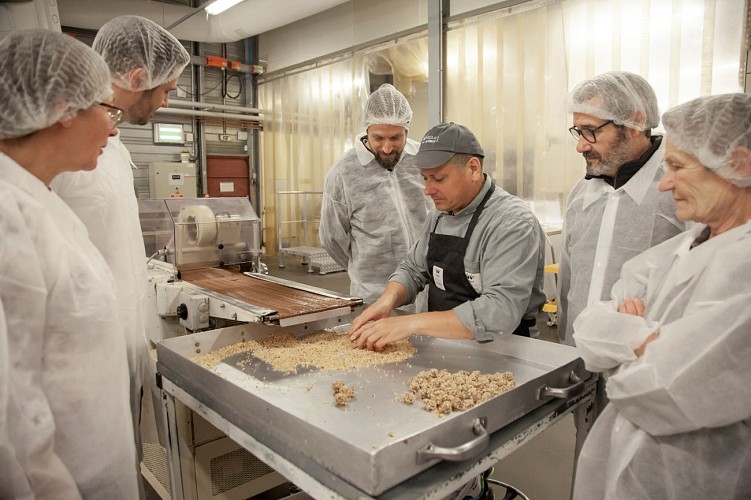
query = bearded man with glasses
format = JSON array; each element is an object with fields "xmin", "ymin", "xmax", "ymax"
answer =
[{"xmin": 558, "ymin": 71, "xmax": 687, "ymax": 419}]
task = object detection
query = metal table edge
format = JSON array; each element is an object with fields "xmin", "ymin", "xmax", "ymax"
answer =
[{"xmin": 158, "ymin": 364, "xmax": 597, "ymax": 500}]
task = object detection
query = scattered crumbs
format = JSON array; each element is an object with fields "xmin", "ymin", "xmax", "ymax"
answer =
[
  {"xmin": 332, "ymin": 380, "xmax": 356, "ymax": 406},
  {"xmin": 192, "ymin": 341, "xmax": 255, "ymax": 370},
  {"xmin": 388, "ymin": 431, "xmax": 395, "ymax": 438}
]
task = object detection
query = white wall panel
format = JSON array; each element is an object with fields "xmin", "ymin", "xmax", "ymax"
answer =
[{"xmin": 259, "ymin": 0, "xmax": 429, "ymax": 73}]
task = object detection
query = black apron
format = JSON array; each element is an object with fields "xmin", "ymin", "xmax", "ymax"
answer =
[{"xmin": 426, "ymin": 184, "xmax": 534, "ymax": 337}]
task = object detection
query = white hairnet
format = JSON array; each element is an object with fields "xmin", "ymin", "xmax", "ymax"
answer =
[
  {"xmin": 364, "ymin": 84, "xmax": 413, "ymax": 130},
  {"xmin": 567, "ymin": 71, "xmax": 660, "ymax": 131},
  {"xmin": 663, "ymin": 93, "xmax": 751, "ymax": 188},
  {"xmin": 93, "ymin": 16, "xmax": 190, "ymax": 92},
  {"xmin": 0, "ymin": 30, "xmax": 111, "ymax": 140}
]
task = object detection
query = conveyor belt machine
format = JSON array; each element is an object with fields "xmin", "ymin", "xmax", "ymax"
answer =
[{"xmin": 139, "ymin": 197, "xmax": 362, "ymax": 338}]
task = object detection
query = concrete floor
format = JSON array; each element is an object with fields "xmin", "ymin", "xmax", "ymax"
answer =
[{"xmin": 146, "ymin": 256, "xmax": 577, "ymax": 500}]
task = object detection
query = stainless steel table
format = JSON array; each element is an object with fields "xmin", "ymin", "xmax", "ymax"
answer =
[{"xmin": 157, "ymin": 322, "xmax": 596, "ymax": 499}]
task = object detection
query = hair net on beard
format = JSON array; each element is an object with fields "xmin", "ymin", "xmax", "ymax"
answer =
[
  {"xmin": 364, "ymin": 83, "xmax": 413, "ymax": 130},
  {"xmin": 663, "ymin": 93, "xmax": 751, "ymax": 188},
  {"xmin": 567, "ymin": 71, "xmax": 660, "ymax": 131},
  {"xmin": 0, "ymin": 30, "xmax": 112, "ymax": 141},
  {"xmin": 93, "ymin": 15, "xmax": 190, "ymax": 92}
]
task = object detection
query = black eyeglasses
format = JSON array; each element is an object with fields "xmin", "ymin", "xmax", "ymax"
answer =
[
  {"xmin": 569, "ymin": 120, "xmax": 614, "ymax": 143},
  {"xmin": 98, "ymin": 102, "xmax": 124, "ymax": 128}
]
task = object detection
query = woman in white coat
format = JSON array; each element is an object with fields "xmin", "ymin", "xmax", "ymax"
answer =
[
  {"xmin": 572, "ymin": 93, "xmax": 751, "ymax": 499},
  {"xmin": 0, "ymin": 31, "xmax": 139, "ymax": 499}
]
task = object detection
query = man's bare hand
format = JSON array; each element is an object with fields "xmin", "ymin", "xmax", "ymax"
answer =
[
  {"xmin": 349, "ymin": 315, "xmax": 415, "ymax": 351},
  {"xmin": 348, "ymin": 301, "xmax": 393, "ymax": 339}
]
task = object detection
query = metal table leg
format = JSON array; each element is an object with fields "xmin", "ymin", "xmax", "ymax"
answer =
[{"xmin": 161, "ymin": 383, "xmax": 185, "ymax": 500}]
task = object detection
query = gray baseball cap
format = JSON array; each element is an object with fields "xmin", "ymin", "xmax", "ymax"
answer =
[{"xmin": 414, "ymin": 122, "xmax": 485, "ymax": 168}]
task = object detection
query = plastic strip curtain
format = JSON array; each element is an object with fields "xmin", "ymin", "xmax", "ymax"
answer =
[
  {"xmin": 445, "ymin": 0, "xmax": 745, "ymax": 228},
  {"xmin": 259, "ymin": 59, "xmax": 368, "ymax": 253}
]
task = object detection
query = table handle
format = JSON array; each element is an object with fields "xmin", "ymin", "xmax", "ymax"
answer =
[
  {"xmin": 416, "ymin": 417, "xmax": 489, "ymax": 464},
  {"xmin": 537, "ymin": 370, "xmax": 584, "ymax": 400}
]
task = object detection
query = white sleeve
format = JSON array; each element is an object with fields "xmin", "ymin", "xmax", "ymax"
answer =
[
  {"xmin": 557, "ymin": 219, "xmax": 572, "ymax": 340},
  {"xmin": 572, "ymin": 248, "xmax": 659, "ymax": 372},
  {"xmin": 319, "ymin": 170, "xmax": 351, "ymax": 269},
  {"xmin": 0, "ymin": 296, "xmax": 32, "ymax": 499},
  {"xmin": 0, "ymin": 195, "xmax": 81, "ymax": 499},
  {"xmin": 573, "ymin": 301, "xmax": 659, "ymax": 372},
  {"xmin": 608, "ymin": 275, "xmax": 751, "ymax": 436}
]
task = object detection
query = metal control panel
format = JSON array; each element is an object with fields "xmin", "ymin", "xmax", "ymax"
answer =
[{"xmin": 149, "ymin": 162, "xmax": 198, "ymax": 198}]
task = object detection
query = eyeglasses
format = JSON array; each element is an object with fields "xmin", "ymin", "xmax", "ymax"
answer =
[
  {"xmin": 569, "ymin": 120, "xmax": 614, "ymax": 143},
  {"xmin": 98, "ymin": 102, "xmax": 124, "ymax": 128}
]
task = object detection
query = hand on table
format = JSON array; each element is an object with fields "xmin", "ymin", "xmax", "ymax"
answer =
[{"xmin": 349, "ymin": 315, "xmax": 415, "ymax": 352}]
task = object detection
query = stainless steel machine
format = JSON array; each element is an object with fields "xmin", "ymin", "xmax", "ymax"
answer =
[{"xmin": 138, "ymin": 198, "xmax": 363, "ymax": 499}]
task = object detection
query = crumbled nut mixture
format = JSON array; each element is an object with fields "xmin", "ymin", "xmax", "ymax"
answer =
[
  {"xmin": 192, "ymin": 330, "xmax": 415, "ymax": 373},
  {"xmin": 332, "ymin": 380, "xmax": 356, "ymax": 406},
  {"xmin": 192, "ymin": 341, "xmax": 254, "ymax": 370},
  {"xmin": 403, "ymin": 368, "xmax": 515, "ymax": 416}
]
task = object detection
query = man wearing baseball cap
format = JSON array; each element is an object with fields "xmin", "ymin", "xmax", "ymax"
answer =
[{"xmin": 350, "ymin": 122, "xmax": 546, "ymax": 351}]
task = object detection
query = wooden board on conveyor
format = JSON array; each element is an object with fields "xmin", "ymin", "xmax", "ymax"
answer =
[{"xmin": 180, "ymin": 267, "xmax": 356, "ymax": 320}]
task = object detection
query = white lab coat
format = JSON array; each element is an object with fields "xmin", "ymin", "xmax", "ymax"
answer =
[
  {"xmin": 558, "ymin": 139, "xmax": 686, "ymax": 345},
  {"xmin": 320, "ymin": 135, "xmax": 431, "ymax": 304},
  {"xmin": 0, "ymin": 296, "xmax": 43, "ymax": 500},
  {"xmin": 0, "ymin": 153, "xmax": 139, "ymax": 499},
  {"xmin": 51, "ymin": 133, "xmax": 150, "ymax": 446},
  {"xmin": 572, "ymin": 221, "xmax": 751, "ymax": 499}
]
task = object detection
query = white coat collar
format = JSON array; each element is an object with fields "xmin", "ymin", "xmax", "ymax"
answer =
[
  {"xmin": 669, "ymin": 221, "xmax": 751, "ymax": 286},
  {"xmin": 109, "ymin": 130, "xmax": 125, "ymax": 153},
  {"xmin": 107, "ymin": 131, "xmax": 138, "ymax": 170},
  {"xmin": 580, "ymin": 139, "xmax": 665, "ymax": 210},
  {"xmin": 0, "ymin": 152, "xmax": 52, "ymax": 199},
  {"xmin": 580, "ymin": 179, "xmax": 612, "ymax": 210},
  {"xmin": 0, "ymin": 152, "xmax": 90, "ymax": 240},
  {"xmin": 354, "ymin": 131, "xmax": 419, "ymax": 166}
]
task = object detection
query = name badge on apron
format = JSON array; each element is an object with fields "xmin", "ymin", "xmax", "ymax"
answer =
[{"xmin": 432, "ymin": 265, "xmax": 446, "ymax": 291}]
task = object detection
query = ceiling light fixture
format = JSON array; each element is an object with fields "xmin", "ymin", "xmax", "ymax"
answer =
[{"xmin": 205, "ymin": 0, "xmax": 245, "ymax": 15}]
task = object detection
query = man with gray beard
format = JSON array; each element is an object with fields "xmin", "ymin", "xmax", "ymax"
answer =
[
  {"xmin": 559, "ymin": 71, "xmax": 686, "ymax": 348},
  {"xmin": 558, "ymin": 72, "xmax": 686, "ymax": 423}
]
